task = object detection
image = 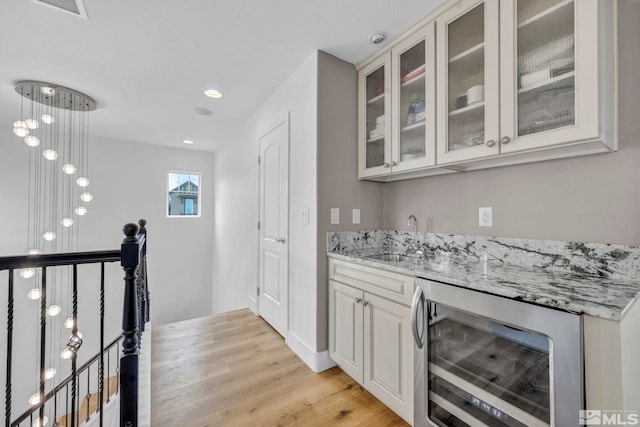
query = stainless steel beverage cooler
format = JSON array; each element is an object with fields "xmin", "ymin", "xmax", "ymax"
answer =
[{"xmin": 412, "ymin": 279, "xmax": 583, "ymax": 427}]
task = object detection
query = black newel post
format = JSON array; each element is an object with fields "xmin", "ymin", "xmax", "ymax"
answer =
[{"xmin": 120, "ymin": 223, "xmax": 139, "ymax": 427}]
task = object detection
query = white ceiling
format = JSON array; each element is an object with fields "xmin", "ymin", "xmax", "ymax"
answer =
[{"xmin": 0, "ymin": 0, "xmax": 443, "ymax": 152}]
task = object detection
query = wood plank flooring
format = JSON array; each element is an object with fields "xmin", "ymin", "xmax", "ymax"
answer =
[{"xmin": 151, "ymin": 309, "xmax": 408, "ymax": 426}]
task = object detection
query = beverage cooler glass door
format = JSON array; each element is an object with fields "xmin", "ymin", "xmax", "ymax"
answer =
[{"xmin": 412, "ymin": 279, "xmax": 583, "ymax": 427}]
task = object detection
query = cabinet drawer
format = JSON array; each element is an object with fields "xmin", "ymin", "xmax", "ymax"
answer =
[{"xmin": 329, "ymin": 258, "xmax": 414, "ymax": 306}]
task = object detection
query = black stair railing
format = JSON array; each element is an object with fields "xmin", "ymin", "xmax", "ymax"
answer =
[{"xmin": 1, "ymin": 220, "xmax": 149, "ymax": 427}]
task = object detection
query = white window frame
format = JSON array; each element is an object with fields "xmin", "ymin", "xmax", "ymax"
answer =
[{"xmin": 167, "ymin": 170, "xmax": 202, "ymax": 218}]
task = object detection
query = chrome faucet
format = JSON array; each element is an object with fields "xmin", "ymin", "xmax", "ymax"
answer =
[{"xmin": 407, "ymin": 215, "xmax": 421, "ymax": 255}]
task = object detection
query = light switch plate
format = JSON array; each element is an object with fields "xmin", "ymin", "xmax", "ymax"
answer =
[
  {"xmin": 299, "ymin": 208, "xmax": 309, "ymax": 224},
  {"xmin": 479, "ymin": 207, "xmax": 493, "ymax": 227},
  {"xmin": 331, "ymin": 208, "xmax": 340, "ymax": 225},
  {"xmin": 352, "ymin": 209, "xmax": 360, "ymax": 224}
]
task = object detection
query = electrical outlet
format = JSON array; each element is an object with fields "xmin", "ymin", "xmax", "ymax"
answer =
[
  {"xmin": 352, "ymin": 209, "xmax": 360, "ymax": 224},
  {"xmin": 331, "ymin": 208, "xmax": 340, "ymax": 225},
  {"xmin": 479, "ymin": 207, "xmax": 493, "ymax": 227}
]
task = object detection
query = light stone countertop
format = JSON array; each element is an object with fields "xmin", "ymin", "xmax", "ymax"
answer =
[{"xmin": 327, "ymin": 231, "xmax": 640, "ymax": 321}]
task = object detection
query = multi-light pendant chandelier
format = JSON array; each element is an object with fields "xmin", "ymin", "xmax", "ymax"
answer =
[
  {"xmin": 13, "ymin": 81, "xmax": 96, "ymax": 258},
  {"xmin": 12, "ymin": 81, "xmax": 96, "ymax": 420}
]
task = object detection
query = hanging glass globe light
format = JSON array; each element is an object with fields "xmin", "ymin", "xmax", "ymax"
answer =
[
  {"xmin": 74, "ymin": 206, "xmax": 87, "ymax": 216},
  {"xmin": 64, "ymin": 317, "xmax": 74, "ymax": 329},
  {"xmin": 46, "ymin": 305, "xmax": 61, "ymax": 317},
  {"xmin": 27, "ymin": 248, "xmax": 41, "ymax": 255},
  {"xmin": 24, "ymin": 135, "xmax": 40, "ymax": 147},
  {"xmin": 27, "ymin": 288, "xmax": 42, "ymax": 300},
  {"xmin": 42, "ymin": 231, "xmax": 56, "ymax": 241},
  {"xmin": 61, "ymin": 217, "xmax": 74, "ymax": 227},
  {"xmin": 62, "ymin": 164, "xmax": 77, "ymax": 174},
  {"xmin": 25, "ymin": 119, "xmax": 39, "ymax": 129},
  {"xmin": 80, "ymin": 192, "xmax": 93, "ymax": 202},
  {"xmin": 42, "ymin": 149, "xmax": 58, "ymax": 160},
  {"xmin": 45, "ymin": 367, "xmax": 57, "ymax": 380},
  {"xmin": 19, "ymin": 268, "xmax": 36, "ymax": 279},
  {"xmin": 32, "ymin": 416, "xmax": 48, "ymax": 427},
  {"xmin": 40, "ymin": 86, "xmax": 55, "ymax": 96},
  {"xmin": 12, "ymin": 120, "xmax": 29, "ymax": 137},
  {"xmin": 28, "ymin": 392, "xmax": 41, "ymax": 406},
  {"xmin": 44, "ymin": 368, "xmax": 58, "ymax": 380},
  {"xmin": 76, "ymin": 176, "xmax": 90, "ymax": 187},
  {"xmin": 41, "ymin": 114, "xmax": 54, "ymax": 125},
  {"xmin": 60, "ymin": 348, "xmax": 72, "ymax": 359}
]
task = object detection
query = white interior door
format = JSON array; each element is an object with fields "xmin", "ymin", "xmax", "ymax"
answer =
[{"xmin": 258, "ymin": 115, "xmax": 289, "ymax": 337}]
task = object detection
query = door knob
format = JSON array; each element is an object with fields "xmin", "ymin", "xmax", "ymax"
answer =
[
  {"xmin": 383, "ymin": 163, "xmax": 390, "ymax": 168},
  {"xmin": 276, "ymin": 238, "xmax": 286, "ymax": 244},
  {"xmin": 501, "ymin": 136, "xmax": 512, "ymax": 145},
  {"xmin": 486, "ymin": 139, "xmax": 496, "ymax": 147}
]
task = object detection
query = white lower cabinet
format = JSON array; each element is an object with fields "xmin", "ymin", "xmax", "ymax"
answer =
[{"xmin": 329, "ymin": 259, "xmax": 413, "ymax": 424}]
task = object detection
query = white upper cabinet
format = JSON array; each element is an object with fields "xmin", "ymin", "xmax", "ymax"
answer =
[
  {"xmin": 499, "ymin": 0, "xmax": 605, "ymax": 153},
  {"xmin": 436, "ymin": 0, "xmax": 500, "ymax": 165},
  {"xmin": 358, "ymin": 0, "xmax": 616, "ymax": 178},
  {"xmin": 358, "ymin": 54, "xmax": 392, "ymax": 178},
  {"xmin": 391, "ymin": 24, "xmax": 436, "ymax": 173},
  {"xmin": 359, "ymin": 25, "xmax": 439, "ymax": 180}
]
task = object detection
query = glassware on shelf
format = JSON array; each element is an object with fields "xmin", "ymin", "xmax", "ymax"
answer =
[
  {"xmin": 446, "ymin": 4, "xmax": 485, "ymax": 153},
  {"xmin": 399, "ymin": 39, "xmax": 427, "ymax": 162},
  {"xmin": 365, "ymin": 66, "xmax": 386, "ymax": 169},
  {"xmin": 516, "ymin": 0, "xmax": 575, "ymax": 137}
]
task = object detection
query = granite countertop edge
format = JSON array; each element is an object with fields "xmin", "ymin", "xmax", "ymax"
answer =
[{"xmin": 327, "ymin": 252, "xmax": 640, "ymax": 322}]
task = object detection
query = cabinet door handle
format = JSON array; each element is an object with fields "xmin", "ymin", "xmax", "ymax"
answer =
[
  {"xmin": 486, "ymin": 139, "xmax": 496, "ymax": 148},
  {"xmin": 276, "ymin": 237, "xmax": 286, "ymax": 244},
  {"xmin": 390, "ymin": 161, "xmax": 397, "ymax": 167},
  {"xmin": 355, "ymin": 297, "xmax": 362, "ymax": 304},
  {"xmin": 501, "ymin": 136, "xmax": 512, "ymax": 145},
  {"xmin": 362, "ymin": 301, "xmax": 369, "ymax": 307},
  {"xmin": 383, "ymin": 163, "xmax": 390, "ymax": 168},
  {"xmin": 411, "ymin": 286, "xmax": 425, "ymax": 349}
]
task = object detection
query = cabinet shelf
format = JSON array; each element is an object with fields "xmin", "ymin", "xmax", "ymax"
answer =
[
  {"xmin": 401, "ymin": 70, "xmax": 426, "ymax": 89},
  {"xmin": 519, "ymin": 71, "xmax": 574, "ymax": 94},
  {"xmin": 449, "ymin": 101, "xmax": 484, "ymax": 117},
  {"xmin": 367, "ymin": 135, "xmax": 384, "ymax": 143},
  {"xmin": 367, "ymin": 93, "xmax": 385, "ymax": 105},
  {"xmin": 449, "ymin": 42, "xmax": 484, "ymax": 64},
  {"xmin": 401, "ymin": 121, "xmax": 426, "ymax": 132},
  {"xmin": 518, "ymin": 0, "xmax": 573, "ymax": 30}
]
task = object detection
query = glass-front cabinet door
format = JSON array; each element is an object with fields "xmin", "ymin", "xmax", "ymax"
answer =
[
  {"xmin": 358, "ymin": 54, "xmax": 391, "ymax": 178},
  {"xmin": 500, "ymin": 0, "xmax": 600, "ymax": 153},
  {"xmin": 436, "ymin": 0, "xmax": 500, "ymax": 165},
  {"xmin": 391, "ymin": 23, "xmax": 436, "ymax": 172}
]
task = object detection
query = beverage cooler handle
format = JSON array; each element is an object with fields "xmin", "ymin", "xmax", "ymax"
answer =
[{"xmin": 411, "ymin": 286, "xmax": 425, "ymax": 349}]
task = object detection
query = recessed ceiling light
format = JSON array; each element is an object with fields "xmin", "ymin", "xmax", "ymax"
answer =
[
  {"xmin": 182, "ymin": 139, "xmax": 195, "ymax": 145},
  {"xmin": 204, "ymin": 89, "xmax": 223, "ymax": 99}
]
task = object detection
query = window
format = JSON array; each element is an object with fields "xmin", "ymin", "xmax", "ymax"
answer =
[{"xmin": 167, "ymin": 171, "xmax": 200, "ymax": 217}]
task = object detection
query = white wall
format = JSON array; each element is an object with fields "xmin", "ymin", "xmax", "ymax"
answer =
[{"xmin": 212, "ymin": 52, "xmax": 320, "ymax": 362}]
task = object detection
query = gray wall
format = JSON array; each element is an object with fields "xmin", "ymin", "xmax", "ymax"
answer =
[
  {"xmin": 316, "ymin": 51, "xmax": 384, "ymax": 351},
  {"xmin": 383, "ymin": 1, "xmax": 640, "ymax": 246}
]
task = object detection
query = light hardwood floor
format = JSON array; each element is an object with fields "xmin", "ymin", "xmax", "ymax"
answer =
[{"xmin": 151, "ymin": 309, "xmax": 408, "ymax": 426}]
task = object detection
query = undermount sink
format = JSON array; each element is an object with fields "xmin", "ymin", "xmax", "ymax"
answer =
[{"xmin": 367, "ymin": 254, "xmax": 416, "ymax": 262}]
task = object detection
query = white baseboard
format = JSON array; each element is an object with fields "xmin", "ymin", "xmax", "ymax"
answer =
[
  {"xmin": 248, "ymin": 296, "xmax": 257, "ymax": 314},
  {"xmin": 286, "ymin": 331, "xmax": 336, "ymax": 373}
]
